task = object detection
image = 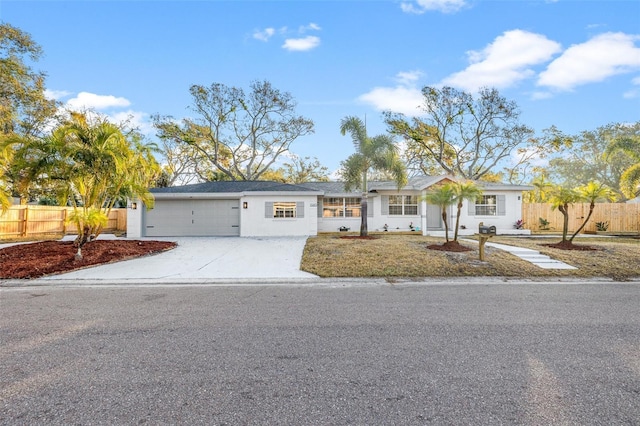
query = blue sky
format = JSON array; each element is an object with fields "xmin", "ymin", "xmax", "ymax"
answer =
[{"xmin": 2, "ymin": 0, "xmax": 639, "ymax": 176}]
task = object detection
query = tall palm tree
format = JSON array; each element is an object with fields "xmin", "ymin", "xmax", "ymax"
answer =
[
  {"xmin": 339, "ymin": 116, "xmax": 407, "ymax": 236},
  {"xmin": 606, "ymin": 136, "xmax": 640, "ymax": 199},
  {"xmin": 424, "ymin": 183, "xmax": 456, "ymax": 243},
  {"xmin": 569, "ymin": 181, "xmax": 617, "ymax": 242},
  {"xmin": 452, "ymin": 181, "xmax": 483, "ymax": 242}
]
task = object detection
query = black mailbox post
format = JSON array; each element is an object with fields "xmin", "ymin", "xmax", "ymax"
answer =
[
  {"xmin": 477, "ymin": 222, "xmax": 496, "ymax": 261},
  {"xmin": 479, "ymin": 224, "xmax": 496, "ymax": 235}
]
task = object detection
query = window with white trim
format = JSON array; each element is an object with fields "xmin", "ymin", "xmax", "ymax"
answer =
[
  {"xmin": 388, "ymin": 195, "xmax": 418, "ymax": 215},
  {"xmin": 475, "ymin": 195, "xmax": 497, "ymax": 216},
  {"xmin": 322, "ymin": 197, "xmax": 361, "ymax": 218},
  {"xmin": 274, "ymin": 202, "xmax": 297, "ymax": 218}
]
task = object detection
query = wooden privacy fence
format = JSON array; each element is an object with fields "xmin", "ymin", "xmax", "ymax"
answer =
[
  {"xmin": 522, "ymin": 203, "xmax": 640, "ymax": 234},
  {"xmin": 0, "ymin": 206, "xmax": 127, "ymax": 239}
]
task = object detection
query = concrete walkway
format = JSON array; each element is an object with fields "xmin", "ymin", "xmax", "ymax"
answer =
[{"xmin": 462, "ymin": 239, "xmax": 577, "ymax": 270}]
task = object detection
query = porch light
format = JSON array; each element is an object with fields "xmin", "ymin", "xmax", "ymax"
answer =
[
  {"xmin": 243, "ymin": 201, "xmax": 248, "ymax": 209},
  {"xmin": 131, "ymin": 202, "xmax": 137, "ymax": 210}
]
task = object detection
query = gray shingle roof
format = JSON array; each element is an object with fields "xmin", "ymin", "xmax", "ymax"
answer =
[
  {"xmin": 151, "ymin": 181, "xmax": 321, "ymax": 194},
  {"xmin": 151, "ymin": 176, "xmax": 533, "ymax": 195}
]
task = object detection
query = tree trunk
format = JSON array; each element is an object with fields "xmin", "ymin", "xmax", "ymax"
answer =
[
  {"xmin": 442, "ymin": 209, "xmax": 449, "ymax": 243},
  {"xmin": 360, "ymin": 195, "xmax": 368, "ymax": 237},
  {"xmin": 570, "ymin": 202, "xmax": 595, "ymax": 242},
  {"xmin": 453, "ymin": 202, "xmax": 462, "ymax": 242},
  {"xmin": 559, "ymin": 204, "xmax": 569, "ymax": 242}
]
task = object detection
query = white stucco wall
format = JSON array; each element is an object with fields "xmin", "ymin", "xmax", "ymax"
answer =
[
  {"xmin": 240, "ymin": 194, "xmax": 319, "ymax": 237},
  {"xmin": 425, "ymin": 190, "xmax": 529, "ymax": 236},
  {"xmin": 458, "ymin": 191, "xmax": 525, "ymax": 234},
  {"xmin": 317, "ymin": 195, "xmax": 422, "ymax": 233},
  {"xmin": 126, "ymin": 198, "xmax": 143, "ymax": 238},
  {"xmin": 316, "ymin": 190, "xmax": 529, "ymax": 236}
]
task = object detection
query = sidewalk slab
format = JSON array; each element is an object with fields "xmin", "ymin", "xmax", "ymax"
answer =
[{"xmin": 462, "ymin": 239, "xmax": 577, "ymax": 270}]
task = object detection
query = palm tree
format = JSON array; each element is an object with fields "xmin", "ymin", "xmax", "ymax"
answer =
[
  {"xmin": 569, "ymin": 181, "xmax": 617, "ymax": 242},
  {"xmin": 67, "ymin": 208, "xmax": 108, "ymax": 260},
  {"xmin": 51, "ymin": 112, "xmax": 160, "ymax": 241},
  {"xmin": 548, "ymin": 185, "xmax": 581, "ymax": 243},
  {"xmin": 606, "ymin": 136, "xmax": 640, "ymax": 199},
  {"xmin": 452, "ymin": 181, "xmax": 483, "ymax": 242},
  {"xmin": 424, "ymin": 183, "xmax": 456, "ymax": 243},
  {"xmin": 525, "ymin": 174, "xmax": 554, "ymax": 203},
  {"xmin": 339, "ymin": 116, "xmax": 407, "ymax": 236}
]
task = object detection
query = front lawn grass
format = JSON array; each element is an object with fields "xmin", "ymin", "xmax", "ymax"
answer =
[{"xmin": 300, "ymin": 233, "xmax": 640, "ymax": 281}]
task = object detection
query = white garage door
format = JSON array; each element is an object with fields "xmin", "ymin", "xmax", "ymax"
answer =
[{"xmin": 144, "ymin": 199, "xmax": 240, "ymax": 237}]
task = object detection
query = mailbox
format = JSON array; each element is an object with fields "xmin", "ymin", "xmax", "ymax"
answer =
[{"xmin": 479, "ymin": 223, "xmax": 496, "ymax": 235}]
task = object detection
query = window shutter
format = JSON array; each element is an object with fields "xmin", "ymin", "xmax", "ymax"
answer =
[
  {"xmin": 317, "ymin": 197, "xmax": 323, "ymax": 218},
  {"xmin": 265, "ymin": 202, "xmax": 273, "ymax": 218},
  {"xmin": 296, "ymin": 201, "xmax": 305, "ymax": 218},
  {"xmin": 468, "ymin": 199, "xmax": 475, "ymax": 216},
  {"xmin": 367, "ymin": 198, "xmax": 374, "ymax": 217},
  {"xmin": 381, "ymin": 196, "xmax": 389, "ymax": 215},
  {"xmin": 497, "ymin": 195, "xmax": 506, "ymax": 216}
]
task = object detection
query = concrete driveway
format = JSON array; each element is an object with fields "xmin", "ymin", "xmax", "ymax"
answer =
[{"xmin": 37, "ymin": 236, "xmax": 318, "ymax": 283}]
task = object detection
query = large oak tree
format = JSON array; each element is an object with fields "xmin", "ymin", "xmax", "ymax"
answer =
[
  {"xmin": 385, "ymin": 86, "xmax": 535, "ymax": 182},
  {"xmin": 154, "ymin": 80, "xmax": 314, "ymax": 182}
]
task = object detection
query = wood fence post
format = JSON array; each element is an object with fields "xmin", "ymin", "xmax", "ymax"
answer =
[
  {"xmin": 62, "ymin": 208, "xmax": 68, "ymax": 235},
  {"xmin": 21, "ymin": 206, "xmax": 29, "ymax": 237}
]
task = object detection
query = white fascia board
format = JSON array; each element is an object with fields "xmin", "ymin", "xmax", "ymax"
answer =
[
  {"xmin": 152, "ymin": 192, "xmax": 244, "ymax": 200},
  {"xmin": 479, "ymin": 185, "xmax": 535, "ymax": 191},
  {"xmin": 242, "ymin": 191, "xmax": 324, "ymax": 196}
]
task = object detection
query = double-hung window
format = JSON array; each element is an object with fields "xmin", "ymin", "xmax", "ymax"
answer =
[
  {"xmin": 475, "ymin": 195, "xmax": 497, "ymax": 216},
  {"xmin": 274, "ymin": 202, "xmax": 296, "ymax": 218},
  {"xmin": 388, "ymin": 195, "xmax": 418, "ymax": 215},
  {"xmin": 265, "ymin": 201, "xmax": 304, "ymax": 218},
  {"xmin": 471, "ymin": 195, "xmax": 506, "ymax": 216},
  {"xmin": 322, "ymin": 197, "xmax": 361, "ymax": 218}
]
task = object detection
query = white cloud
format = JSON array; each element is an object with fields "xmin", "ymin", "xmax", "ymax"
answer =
[
  {"xmin": 441, "ymin": 29, "xmax": 562, "ymax": 92},
  {"xmin": 538, "ymin": 32, "xmax": 640, "ymax": 91},
  {"xmin": 401, "ymin": 0, "xmax": 467, "ymax": 14},
  {"xmin": 359, "ymin": 71, "xmax": 425, "ymax": 116},
  {"xmin": 395, "ymin": 70, "xmax": 424, "ymax": 85},
  {"xmin": 623, "ymin": 76, "xmax": 640, "ymax": 99},
  {"xmin": 253, "ymin": 27, "xmax": 276, "ymax": 42},
  {"xmin": 44, "ymin": 89, "xmax": 71, "ymax": 100},
  {"xmin": 530, "ymin": 91, "xmax": 553, "ymax": 100},
  {"xmin": 282, "ymin": 36, "xmax": 321, "ymax": 52},
  {"xmin": 65, "ymin": 92, "xmax": 131, "ymax": 110},
  {"xmin": 108, "ymin": 110, "xmax": 154, "ymax": 135},
  {"xmin": 299, "ymin": 22, "xmax": 321, "ymax": 32}
]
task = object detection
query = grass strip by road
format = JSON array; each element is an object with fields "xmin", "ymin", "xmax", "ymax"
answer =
[{"xmin": 300, "ymin": 233, "xmax": 640, "ymax": 281}]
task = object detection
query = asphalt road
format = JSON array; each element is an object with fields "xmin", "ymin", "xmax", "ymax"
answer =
[{"xmin": 1, "ymin": 281, "xmax": 639, "ymax": 425}]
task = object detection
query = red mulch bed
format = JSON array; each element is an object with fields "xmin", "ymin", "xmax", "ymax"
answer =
[
  {"xmin": 0, "ymin": 239, "xmax": 177, "ymax": 279},
  {"xmin": 427, "ymin": 241, "xmax": 473, "ymax": 252},
  {"xmin": 541, "ymin": 241, "xmax": 597, "ymax": 251}
]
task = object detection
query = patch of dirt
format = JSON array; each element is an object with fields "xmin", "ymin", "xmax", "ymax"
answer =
[
  {"xmin": 0, "ymin": 240, "xmax": 177, "ymax": 279},
  {"xmin": 541, "ymin": 241, "xmax": 597, "ymax": 251},
  {"xmin": 427, "ymin": 241, "xmax": 473, "ymax": 252},
  {"xmin": 339, "ymin": 235, "xmax": 379, "ymax": 240}
]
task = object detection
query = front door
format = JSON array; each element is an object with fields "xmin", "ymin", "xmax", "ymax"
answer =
[{"xmin": 426, "ymin": 203, "xmax": 443, "ymax": 230}]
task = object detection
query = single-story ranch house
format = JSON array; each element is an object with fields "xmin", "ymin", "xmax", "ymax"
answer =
[{"xmin": 126, "ymin": 176, "xmax": 533, "ymax": 238}]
